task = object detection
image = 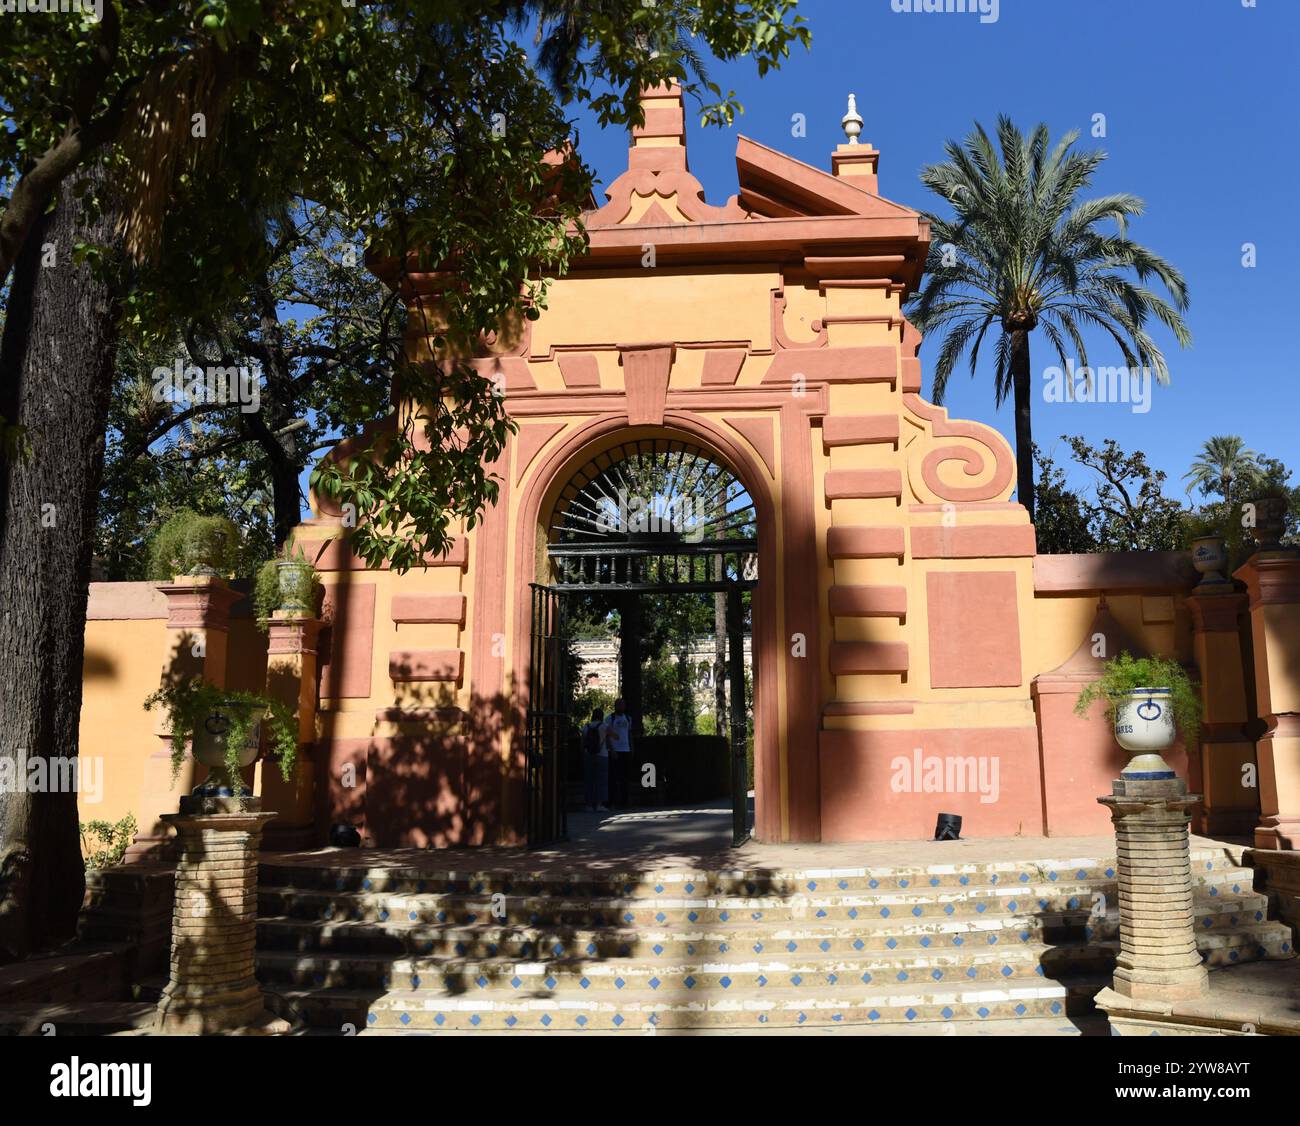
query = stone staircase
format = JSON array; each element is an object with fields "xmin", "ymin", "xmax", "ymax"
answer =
[{"xmin": 255, "ymin": 845, "xmax": 1294, "ymax": 1033}]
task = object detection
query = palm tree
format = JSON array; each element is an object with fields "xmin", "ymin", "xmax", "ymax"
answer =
[
  {"xmin": 1184, "ymin": 435, "xmax": 1262, "ymax": 506},
  {"xmin": 907, "ymin": 116, "xmax": 1191, "ymax": 522}
]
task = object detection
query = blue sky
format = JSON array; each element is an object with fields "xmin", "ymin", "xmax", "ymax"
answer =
[{"xmin": 562, "ymin": 0, "xmax": 1299, "ymax": 502}]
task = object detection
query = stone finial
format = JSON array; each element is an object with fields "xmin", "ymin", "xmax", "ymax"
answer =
[{"xmin": 841, "ymin": 94, "xmax": 864, "ymax": 145}]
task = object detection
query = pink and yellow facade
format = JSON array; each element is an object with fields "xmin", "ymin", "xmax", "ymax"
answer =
[{"xmin": 77, "ymin": 88, "xmax": 1300, "ymax": 854}]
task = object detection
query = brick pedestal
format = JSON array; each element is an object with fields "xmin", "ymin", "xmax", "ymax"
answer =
[
  {"xmin": 1096, "ymin": 775, "xmax": 1208, "ymax": 1003},
  {"xmin": 154, "ymin": 801, "xmax": 286, "ymax": 1033}
]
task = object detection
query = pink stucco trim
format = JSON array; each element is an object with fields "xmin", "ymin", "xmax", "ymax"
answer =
[
  {"xmin": 86, "ymin": 581, "xmax": 169, "ymax": 620},
  {"xmin": 702, "ymin": 350, "xmax": 747, "ymax": 386},
  {"xmin": 827, "ymin": 526, "xmax": 905, "ymax": 561},
  {"xmin": 911, "ymin": 525, "xmax": 1036, "ymax": 560},
  {"xmin": 391, "ymin": 594, "xmax": 467, "ymax": 626},
  {"xmin": 828, "ymin": 585, "xmax": 907, "ymax": 618},
  {"xmin": 1033, "ymin": 551, "xmax": 1195, "ymax": 593},
  {"xmin": 825, "ymin": 469, "xmax": 903, "ymax": 503},
  {"xmin": 822, "ymin": 415, "xmax": 900, "ymax": 448},
  {"xmin": 926, "ymin": 572, "xmax": 1022, "ymax": 689},
  {"xmin": 389, "ymin": 648, "xmax": 464, "ymax": 684},
  {"xmin": 829, "ymin": 641, "xmax": 909, "ymax": 675}
]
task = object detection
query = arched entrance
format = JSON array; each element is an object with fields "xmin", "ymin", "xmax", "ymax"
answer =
[{"xmin": 524, "ymin": 428, "xmax": 765, "ymax": 849}]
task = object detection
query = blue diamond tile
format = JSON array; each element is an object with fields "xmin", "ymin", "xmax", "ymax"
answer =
[
  {"xmin": 720, "ymin": 976, "xmax": 732, "ymax": 989},
  {"xmin": 868, "ymin": 1010, "xmax": 881, "ymax": 1021},
  {"xmin": 886, "ymin": 938, "xmax": 898, "ymax": 950},
  {"xmin": 912, "ymin": 906, "xmax": 923, "ymax": 917},
  {"xmin": 505, "ymin": 1016, "xmax": 518, "ymax": 1027},
  {"xmin": 854, "ymin": 939, "xmax": 865, "ymax": 950},
  {"xmin": 941, "ymin": 1007, "xmax": 954, "ymax": 1019},
  {"xmin": 367, "ymin": 1012, "xmax": 377, "ymax": 1025},
  {"xmin": 649, "ymin": 977, "xmax": 661, "ymax": 990},
  {"xmin": 932, "ymin": 969, "xmax": 943, "ymax": 981},
  {"xmin": 510, "ymin": 976, "xmax": 522, "ymax": 989},
  {"xmin": 820, "ymin": 940, "xmax": 831, "ymax": 952},
  {"xmin": 1015, "ymin": 1003, "xmax": 1027, "ymax": 1015},
  {"xmin": 977, "ymin": 1007, "xmax": 990, "ymax": 1019},
  {"xmin": 541, "ymin": 1015, "xmax": 552, "ymax": 1027},
  {"xmin": 613, "ymin": 1015, "xmax": 624, "ymax": 1027},
  {"xmin": 905, "ymin": 1008, "xmax": 917, "ymax": 1021},
  {"xmin": 653, "ymin": 944, "xmax": 664, "ymax": 956},
  {"xmin": 1001, "ymin": 965, "xmax": 1013, "ymax": 978},
  {"xmin": 684, "ymin": 976, "xmax": 696, "ymax": 989},
  {"xmin": 399, "ymin": 1012, "xmax": 411, "ymax": 1025},
  {"xmin": 791, "ymin": 974, "xmax": 803, "ymax": 986},
  {"xmin": 787, "ymin": 941, "xmax": 798, "ymax": 952},
  {"xmin": 544, "ymin": 976, "xmax": 557, "ymax": 990},
  {"xmin": 921, "ymin": 937, "xmax": 932, "ymax": 948}
]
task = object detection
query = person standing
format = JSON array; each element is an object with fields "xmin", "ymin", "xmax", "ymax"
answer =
[
  {"xmin": 603, "ymin": 697, "xmax": 634, "ymax": 809},
  {"xmin": 582, "ymin": 708, "xmax": 609, "ymax": 812}
]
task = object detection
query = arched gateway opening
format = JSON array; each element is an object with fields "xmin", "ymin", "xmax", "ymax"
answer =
[{"xmin": 525, "ymin": 430, "xmax": 763, "ymax": 849}]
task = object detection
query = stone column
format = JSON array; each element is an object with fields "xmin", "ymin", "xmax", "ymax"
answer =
[
  {"xmin": 128, "ymin": 576, "xmax": 242, "ymax": 861},
  {"xmin": 258, "ymin": 612, "xmax": 320, "ymax": 850},
  {"xmin": 154, "ymin": 800, "xmax": 286, "ymax": 1033},
  {"xmin": 1096, "ymin": 774, "xmax": 1207, "ymax": 1004},
  {"xmin": 1235, "ymin": 552, "xmax": 1300, "ymax": 849},
  {"xmin": 1186, "ymin": 589, "xmax": 1258, "ymax": 836}
]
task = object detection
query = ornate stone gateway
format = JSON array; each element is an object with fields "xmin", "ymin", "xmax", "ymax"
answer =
[{"xmin": 292, "ymin": 83, "xmax": 1273, "ymax": 850}]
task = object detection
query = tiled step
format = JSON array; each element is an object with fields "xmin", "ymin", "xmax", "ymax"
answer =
[
  {"xmin": 256, "ymin": 852, "xmax": 1250, "ymax": 899},
  {"xmin": 254, "ymin": 884, "xmax": 1271, "ymax": 930},
  {"xmin": 256, "ymin": 906, "xmax": 1290, "ymax": 962},
  {"xmin": 271, "ymin": 977, "xmax": 1109, "ymax": 1031},
  {"xmin": 256, "ymin": 941, "xmax": 1111, "ymax": 994}
]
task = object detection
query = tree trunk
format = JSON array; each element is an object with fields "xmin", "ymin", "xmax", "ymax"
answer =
[
  {"xmin": 0, "ymin": 162, "xmax": 120, "ymax": 960},
  {"xmin": 1009, "ymin": 328, "xmax": 1035, "ymax": 524}
]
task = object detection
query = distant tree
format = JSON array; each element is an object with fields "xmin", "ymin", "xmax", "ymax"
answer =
[
  {"xmin": 1032, "ymin": 444, "xmax": 1099, "ymax": 553},
  {"xmin": 1064, "ymin": 435, "xmax": 1185, "ymax": 550},
  {"xmin": 1183, "ymin": 435, "xmax": 1263, "ymax": 508},
  {"xmin": 908, "ymin": 117, "xmax": 1191, "ymax": 522}
]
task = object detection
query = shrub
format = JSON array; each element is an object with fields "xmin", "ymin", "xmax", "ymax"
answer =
[
  {"xmin": 1074, "ymin": 651, "xmax": 1201, "ymax": 745},
  {"xmin": 80, "ymin": 813, "xmax": 137, "ymax": 871},
  {"xmin": 146, "ymin": 509, "xmax": 242, "ymax": 580}
]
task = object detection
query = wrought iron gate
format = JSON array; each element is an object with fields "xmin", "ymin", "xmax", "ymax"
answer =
[
  {"xmin": 525, "ymin": 584, "xmax": 568, "ymax": 847},
  {"xmin": 527, "ymin": 438, "xmax": 759, "ymax": 848}
]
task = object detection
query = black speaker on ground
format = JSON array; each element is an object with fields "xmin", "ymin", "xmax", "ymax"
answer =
[
  {"xmin": 329, "ymin": 823, "xmax": 361, "ymax": 847},
  {"xmin": 934, "ymin": 813, "xmax": 962, "ymax": 841}
]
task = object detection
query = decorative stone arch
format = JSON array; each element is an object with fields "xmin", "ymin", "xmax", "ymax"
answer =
[{"xmin": 507, "ymin": 410, "xmax": 783, "ymax": 843}]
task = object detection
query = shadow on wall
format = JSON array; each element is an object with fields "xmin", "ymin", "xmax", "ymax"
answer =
[{"xmin": 317, "ymin": 675, "xmax": 523, "ymax": 850}]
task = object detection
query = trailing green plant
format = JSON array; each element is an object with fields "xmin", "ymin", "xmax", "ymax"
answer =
[
  {"xmin": 252, "ymin": 545, "xmax": 322, "ymax": 631},
  {"xmin": 145, "ymin": 509, "xmax": 242, "ymax": 580},
  {"xmin": 80, "ymin": 813, "xmax": 137, "ymax": 871},
  {"xmin": 143, "ymin": 679, "xmax": 297, "ymax": 790},
  {"xmin": 1073, "ymin": 651, "xmax": 1201, "ymax": 745}
]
